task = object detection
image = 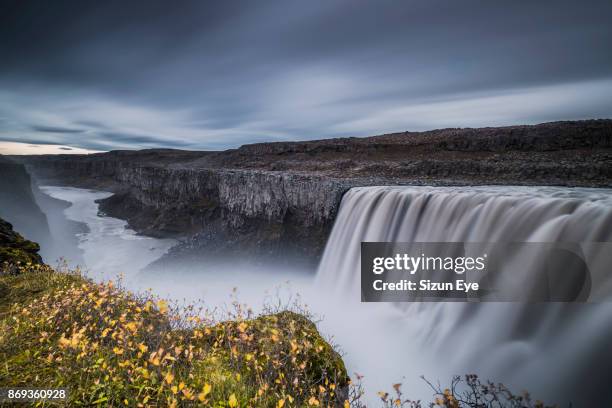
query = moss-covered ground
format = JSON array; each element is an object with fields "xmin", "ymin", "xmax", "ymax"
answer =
[{"xmin": 0, "ymin": 265, "xmax": 349, "ymax": 407}]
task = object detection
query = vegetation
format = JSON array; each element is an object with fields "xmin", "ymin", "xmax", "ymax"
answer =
[
  {"xmin": 370, "ymin": 375, "xmax": 557, "ymax": 408},
  {"xmin": 0, "ymin": 264, "xmax": 348, "ymax": 407},
  {"xmin": 0, "ymin": 218, "xmax": 43, "ymax": 271}
]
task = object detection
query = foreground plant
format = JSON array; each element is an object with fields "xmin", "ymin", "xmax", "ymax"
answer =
[
  {"xmin": 0, "ymin": 264, "xmax": 348, "ymax": 407},
  {"xmin": 369, "ymin": 375, "xmax": 557, "ymax": 408}
]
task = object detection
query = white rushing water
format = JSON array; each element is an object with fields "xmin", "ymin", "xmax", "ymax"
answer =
[
  {"xmin": 38, "ymin": 185, "xmax": 612, "ymax": 405},
  {"xmin": 316, "ymin": 186, "xmax": 612, "ymax": 405}
]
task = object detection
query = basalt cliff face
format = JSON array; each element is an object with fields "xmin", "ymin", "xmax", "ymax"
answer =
[
  {"xmin": 16, "ymin": 120, "xmax": 612, "ymax": 265},
  {"xmin": 19, "ymin": 152, "xmax": 352, "ymax": 263},
  {"xmin": 0, "ymin": 156, "xmax": 52, "ymax": 252}
]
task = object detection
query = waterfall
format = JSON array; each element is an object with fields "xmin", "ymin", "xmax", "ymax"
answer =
[{"xmin": 316, "ymin": 186, "xmax": 612, "ymax": 405}]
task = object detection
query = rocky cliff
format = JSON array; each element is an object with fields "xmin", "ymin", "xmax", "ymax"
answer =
[
  {"xmin": 21, "ymin": 159, "xmax": 351, "ymax": 262},
  {"xmin": 0, "ymin": 217, "xmax": 43, "ymax": 271},
  {"xmin": 16, "ymin": 120, "xmax": 612, "ymax": 264},
  {"xmin": 0, "ymin": 156, "xmax": 52, "ymax": 252}
]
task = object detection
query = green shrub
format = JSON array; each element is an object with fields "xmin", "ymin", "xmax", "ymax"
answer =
[{"xmin": 0, "ymin": 264, "xmax": 348, "ymax": 407}]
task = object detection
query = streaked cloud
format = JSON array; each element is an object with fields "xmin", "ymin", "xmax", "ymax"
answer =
[{"xmin": 31, "ymin": 125, "xmax": 86, "ymax": 134}]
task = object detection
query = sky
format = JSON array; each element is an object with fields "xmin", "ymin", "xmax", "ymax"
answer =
[{"xmin": 1, "ymin": 0, "xmax": 612, "ymax": 154}]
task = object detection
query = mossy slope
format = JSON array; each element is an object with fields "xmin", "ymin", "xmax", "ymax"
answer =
[
  {"xmin": 0, "ymin": 217, "xmax": 43, "ymax": 269},
  {"xmin": 0, "ymin": 266, "xmax": 348, "ymax": 407}
]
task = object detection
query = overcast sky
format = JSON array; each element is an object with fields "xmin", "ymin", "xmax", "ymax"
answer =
[{"xmin": 1, "ymin": 0, "xmax": 611, "ymax": 153}]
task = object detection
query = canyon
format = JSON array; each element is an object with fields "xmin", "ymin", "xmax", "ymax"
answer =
[
  {"xmin": 2, "ymin": 120, "xmax": 612, "ymax": 405},
  {"xmin": 14, "ymin": 119, "xmax": 612, "ymax": 266}
]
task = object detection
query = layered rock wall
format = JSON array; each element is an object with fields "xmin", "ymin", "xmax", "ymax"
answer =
[
  {"xmin": 22, "ymin": 157, "xmax": 351, "ymax": 260},
  {"xmin": 0, "ymin": 157, "xmax": 51, "ymax": 247}
]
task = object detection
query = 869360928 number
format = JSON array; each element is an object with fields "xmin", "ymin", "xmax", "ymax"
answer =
[{"xmin": 0, "ymin": 388, "xmax": 68, "ymax": 402}]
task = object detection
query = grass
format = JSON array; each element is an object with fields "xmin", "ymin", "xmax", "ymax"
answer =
[{"xmin": 0, "ymin": 264, "xmax": 349, "ymax": 407}]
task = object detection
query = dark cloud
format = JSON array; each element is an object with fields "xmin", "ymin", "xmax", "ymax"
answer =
[
  {"xmin": 72, "ymin": 120, "xmax": 110, "ymax": 130},
  {"xmin": 31, "ymin": 125, "xmax": 85, "ymax": 134},
  {"xmin": 0, "ymin": 0, "xmax": 611, "ymax": 151},
  {"xmin": 98, "ymin": 132, "xmax": 193, "ymax": 148}
]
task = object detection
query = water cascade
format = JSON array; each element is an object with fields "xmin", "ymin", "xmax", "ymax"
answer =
[{"xmin": 316, "ymin": 186, "xmax": 612, "ymax": 405}]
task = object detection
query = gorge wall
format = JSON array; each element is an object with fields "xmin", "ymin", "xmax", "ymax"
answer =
[
  {"xmin": 15, "ymin": 120, "xmax": 612, "ymax": 265},
  {"xmin": 0, "ymin": 156, "xmax": 52, "ymax": 255},
  {"xmin": 19, "ymin": 152, "xmax": 353, "ymax": 263}
]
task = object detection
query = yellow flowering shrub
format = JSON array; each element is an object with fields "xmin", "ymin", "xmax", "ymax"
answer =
[{"xmin": 0, "ymin": 264, "xmax": 349, "ymax": 407}]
